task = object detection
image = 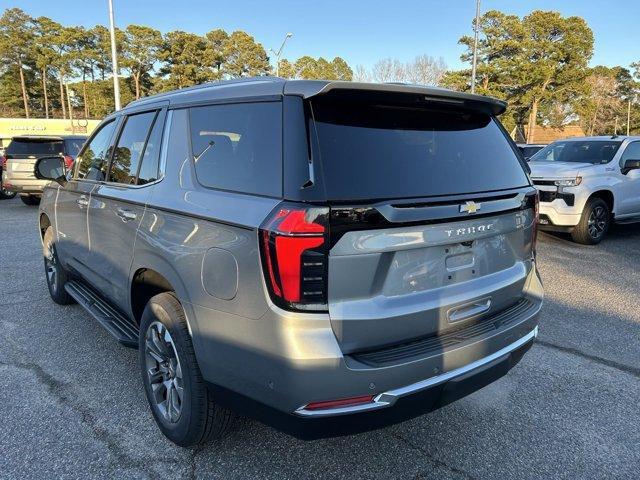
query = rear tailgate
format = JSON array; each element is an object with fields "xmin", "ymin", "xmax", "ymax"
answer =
[
  {"xmin": 5, "ymin": 138, "xmax": 64, "ymax": 182},
  {"xmin": 6, "ymin": 157, "xmax": 38, "ymax": 181},
  {"xmin": 328, "ymin": 193, "xmax": 536, "ymax": 353},
  {"xmin": 304, "ymin": 91, "xmax": 536, "ymax": 354}
]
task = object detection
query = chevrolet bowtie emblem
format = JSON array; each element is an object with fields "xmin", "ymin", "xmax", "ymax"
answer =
[{"xmin": 460, "ymin": 201, "xmax": 481, "ymax": 214}]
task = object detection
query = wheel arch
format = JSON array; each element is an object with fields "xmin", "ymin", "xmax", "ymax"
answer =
[
  {"xmin": 39, "ymin": 213, "xmax": 52, "ymax": 242},
  {"xmin": 130, "ymin": 267, "xmax": 176, "ymax": 325},
  {"xmin": 588, "ymin": 190, "xmax": 615, "ymax": 216},
  {"xmin": 129, "ymin": 250, "xmax": 193, "ymax": 327}
]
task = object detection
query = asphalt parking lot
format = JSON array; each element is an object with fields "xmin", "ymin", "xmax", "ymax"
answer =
[{"xmin": 1, "ymin": 196, "xmax": 639, "ymax": 480}]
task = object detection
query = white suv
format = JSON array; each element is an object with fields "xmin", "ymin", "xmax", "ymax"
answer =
[{"xmin": 529, "ymin": 136, "xmax": 640, "ymax": 244}]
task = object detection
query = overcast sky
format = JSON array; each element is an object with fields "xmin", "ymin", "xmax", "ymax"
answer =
[{"xmin": 11, "ymin": 0, "xmax": 640, "ymax": 72}]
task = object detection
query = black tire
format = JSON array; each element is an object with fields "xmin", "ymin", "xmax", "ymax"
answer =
[
  {"xmin": 0, "ymin": 180, "xmax": 16, "ymax": 199},
  {"xmin": 571, "ymin": 198, "xmax": 610, "ymax": 245},
  {"xmin": 139, "ymin": 292, "xmax": 235, "ymax": 447},
  {"xmin": 43, "ymin": 226, "xmax": 75, "ymax": 305},
  {"xmin": 20, "ymin": 194, "xmax": 41, "ymax": 206}
]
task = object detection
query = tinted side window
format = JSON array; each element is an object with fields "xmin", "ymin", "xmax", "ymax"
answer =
[
  {"xmin": 76, "ymin": 120, "xmax": 117, "ymax": 181},
  {"xmin": 188, "ymin": 102, "xmax": 282, "ymax": 197},
  {"xmin": 621, "ymin": 142, "xmax": 640, "ymax": 163},
  {"xmin": 109, "ymin": 111, "xmax": 156, "ymax": 184},
  {"xmin": 137, "ymin": 110, "xmax": 166, "ymax": 185}
]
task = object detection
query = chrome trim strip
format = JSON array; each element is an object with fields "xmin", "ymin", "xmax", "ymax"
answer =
[{"xmin": 294, "ymin": 326, "xmax": 538, "ymax": 417}]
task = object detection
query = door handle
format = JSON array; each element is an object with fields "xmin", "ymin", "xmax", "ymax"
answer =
[
  {"xmin": 447, "ymin": 298, "xmax": 492, "ymax": 323},
  {"xmin": 76, "ymin": 196, "xmax": 89, "ymax": 208},
  {"xmin": 116, "ymin": 208, "xmax": 137, "ymax": 222}
]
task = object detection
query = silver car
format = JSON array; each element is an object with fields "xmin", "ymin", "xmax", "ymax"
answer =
[
  {"xmin": 36, "ymin": 78, "xmax": 542, "ymax": 446},
  {"xmin": 3, "ymin": 135, "xmax": 85, "ymax": 205}
]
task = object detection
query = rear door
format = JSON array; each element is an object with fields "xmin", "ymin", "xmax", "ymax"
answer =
[
  {"xmin": 56, "ymin": 120, "xmax": 118, "ymax": 276},
  {"xmin": 305, "ymin": 95, "xmax": 536, "ymax": 353},
  {"xmin": 617, "ymin": 141, "xmax": 640, "ymax": 216},
  {"xmin": 88, "ymin": 108, "xmax": 166, "ymax": 304}
]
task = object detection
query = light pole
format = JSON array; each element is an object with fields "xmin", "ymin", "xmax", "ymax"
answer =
[
  {"xmin": 65, "ymin": 84, "xmax": 74, "ymax": 131},
  {"xmin": 627, "ymin": 95, "xmax": 637, "ymax": 136},
  {"xmin": 108, "ymin": 0, "xmax": 121, "ymax": 110},
  {"xmin": 470, "ymin": 0, "xmax": 481, "ymax": 94},
  {"xmin": 271, "ymin": 33, "xmax": 293, "ymax": 77}
]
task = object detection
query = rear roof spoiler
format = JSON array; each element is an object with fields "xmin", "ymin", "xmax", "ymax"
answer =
[{"xmin": 283, "ymin": 81, "xmax": 507, "ymax": 116}]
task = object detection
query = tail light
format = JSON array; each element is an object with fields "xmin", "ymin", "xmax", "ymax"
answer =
[
  {"xmin": 0, "ymin": 156, "xmax": 6, "ymax": 169},
  {"xmin": 259, "ymin": 202, "xmax": 329, "ymax": 312},
  {"xmin": 63, "ymin": 155, "xmax": 74, "ymax": 171}
]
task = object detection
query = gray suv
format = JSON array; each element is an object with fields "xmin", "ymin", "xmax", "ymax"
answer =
[{"xmin": 35, "ymin": 78, "xmax": 543, "ymax": 446}]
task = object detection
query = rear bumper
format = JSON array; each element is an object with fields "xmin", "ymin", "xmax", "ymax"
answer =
[
  {"xmin": 207, "ymin": 328, "xmax": 536, "ymax": 439},
  {"xmin": 294, "ymin": 327, "xmax": 537, "ymax": 418},
  {"xmin": 192, "ymin": 267, "xmax": 542, "ymax": 439},
  {"xmin": 1, "ymin": 175, "xmax": 46, "ymax": 195}
]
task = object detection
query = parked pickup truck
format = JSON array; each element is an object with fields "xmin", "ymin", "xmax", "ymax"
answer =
[
  {"xmin": 516, "ymin": 143, "xmax": 546, "ymax": 161},
  {"xmin": 529, "ymin": 136, "xmax": 640, "ymax": 244}
]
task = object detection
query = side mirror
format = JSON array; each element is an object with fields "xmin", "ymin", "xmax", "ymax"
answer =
[
  {"xmin": 34, "ymin": 156, "xmax": 67, "ymax": 186},
  {"xmin": 622, "ymin": 158, "xmax": 640, "ymax": 175}
]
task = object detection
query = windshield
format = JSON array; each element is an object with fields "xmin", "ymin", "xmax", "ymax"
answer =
[
  {"xmin": 530, "ymin": 140, "xmax": 622, "ymax": 164},
  {"xmin": 310, "ymin": 99, "xmax": 529, "ymax": 201},
  {"xmin": 6, "ymin": 139, "xmax": 64, "ymax": 156},
  {"xmin": 521, "ymin": 146, "xmax": 543, "ymax": 159}
]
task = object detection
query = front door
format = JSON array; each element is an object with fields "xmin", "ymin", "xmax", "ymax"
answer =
[
  {"xmin": 56, "ymin": 119, "xmax": 118, "ymax": 278},
  {"xmin": 87, "ymin": 109, "xmax": 165, "ymax": 305}
]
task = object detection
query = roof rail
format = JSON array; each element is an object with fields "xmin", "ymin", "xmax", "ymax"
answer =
[{"xmin": 125, "ymin": 76, "xmax": 285, "ymax": 108}]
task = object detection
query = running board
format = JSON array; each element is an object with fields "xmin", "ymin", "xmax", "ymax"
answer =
[
  {"xmin": 615, "ymin": 217, "xmax": 640, "ymax": 225},
  {"xmin": 65, "ymin": 280, "xmax": 139, "ymax": 348}
]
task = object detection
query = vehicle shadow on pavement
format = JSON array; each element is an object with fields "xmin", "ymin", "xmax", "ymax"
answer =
[{"xmin": 539, "ymin": 221, "xmax": 640, "ymax": 246}]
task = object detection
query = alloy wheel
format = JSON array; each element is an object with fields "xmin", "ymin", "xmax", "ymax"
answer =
[
  {"xmin": 144, "ymin": 321, "xmax": 184, "ymax": 424},
  {"xmin": 587, "ymin": 205, "xmax": 607, "ymax": 239}
]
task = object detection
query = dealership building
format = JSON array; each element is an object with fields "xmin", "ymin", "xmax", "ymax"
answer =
[{"xmin": 0, "ymin": 118, "xmax": 100, "ymax": 152}]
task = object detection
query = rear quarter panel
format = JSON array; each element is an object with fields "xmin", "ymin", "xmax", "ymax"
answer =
[{"xmin": 130, "ymin": 108, "xmax": 281, "ymax": 382}]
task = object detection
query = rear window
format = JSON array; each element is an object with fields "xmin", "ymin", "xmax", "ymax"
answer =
[
  {"xmin": 188, "ymin": 102, "xmax": 282, "ymax": 197},
  {"xmin": 310, "ymin": 99, "xmax": 529, "ymax": 201},
  {"xmin": 7, "ymin": 139, "xmax": 64, "ymax": 156}
]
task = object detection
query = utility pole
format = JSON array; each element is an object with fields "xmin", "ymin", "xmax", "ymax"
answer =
[
  {"xmin": 271, "ymin": 33, "xmax": 293, "ymax": 77},
  {"xmin": 108, "ymin": 0, "xmax": 121, "ymax": 110},
  {"xmin": 627, "ymin": 98, "xmax": 632, "ymax": 136},
  {"xmin": 470, "ymin": 0, "xmax": 481, "ymax": 94}
]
